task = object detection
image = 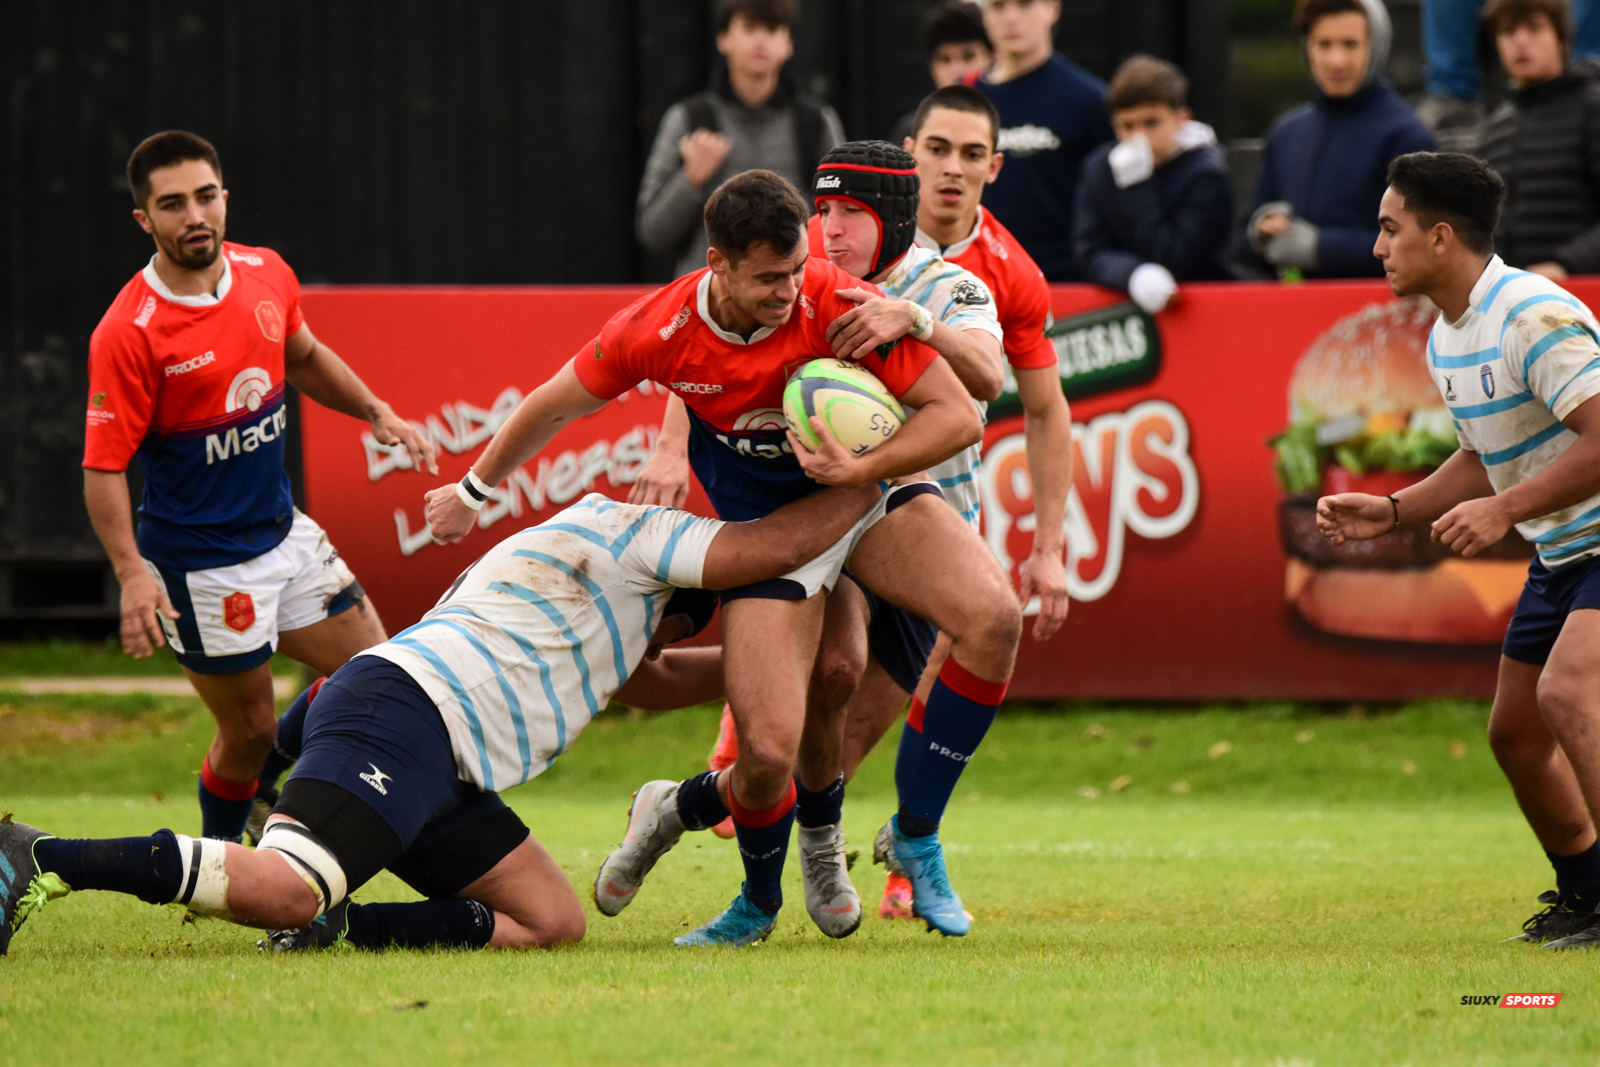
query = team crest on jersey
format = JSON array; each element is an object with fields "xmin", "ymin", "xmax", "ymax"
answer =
[
  {"xmin": 222, "ymin": 591, "xmax": 256, "ymax": 634},
  {"xmin": 950, "ymin": 279, "xmax": 990, "ymax": 306},
  {"xmin": 90, "ymin": 392, "xmax": 106, "ymax": 408},
  {"xmin": 1480, "ymin": 364, "xmax": 1496, "ymax": 398},
  {"xmin": 255, "ymin": 300, "xmax": 285, "ymax": 343}
]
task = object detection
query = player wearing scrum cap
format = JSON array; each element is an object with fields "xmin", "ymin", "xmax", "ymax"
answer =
[
  {"xmin": 0, "ymin": 487, "xmax": 879, "ymax": 957},
  {"xmin": 1322, "ymin": 151, "xmax": 1600, "ymax": 950},
  {"xmin": 82, "ymin": 131, "xmax": 437, "ymax": 844}
]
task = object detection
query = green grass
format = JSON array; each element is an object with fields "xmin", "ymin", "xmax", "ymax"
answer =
[
  {"xmin": 0, "ymin": 639, "xmax": 302, "ymax": 678},
  {"xmin": 3, "ymin": 696, "xmax": 1598, "ymax": 1065}
]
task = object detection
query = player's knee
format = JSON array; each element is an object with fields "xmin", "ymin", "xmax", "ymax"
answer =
[
  {"xmin": 501, "ymin": 903, "xmax": 586, "ymax": 949},
  {"xmin": 1536, "ymin": 668, "xmax": 1588, "ymax": 723},
  {"xmin": 814, "ymin": 647, "xmax": 866, "ymax": 714}
]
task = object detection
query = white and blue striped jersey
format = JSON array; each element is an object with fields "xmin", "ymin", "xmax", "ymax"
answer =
[
  {"xmin": 360, "ymin": 495, "xmax": 725, "ymax": 791},
  {"xmin": 1428, "ymin": 256, "xmax": 1600, "ymax": 568},
  {"xmin": 878, "ymin": 245, "xmax": 1002, "ymax": 528}
]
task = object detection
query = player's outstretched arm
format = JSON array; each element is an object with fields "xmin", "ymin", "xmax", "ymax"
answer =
[
  {"xmin": 699, "ymin": 483, "xmax": 882, "ymax": 589},
  {"xmin": 629, "ymin": 394, "xmax": 693, "ymax": 508},
  {"xmin": 827, "ymin": 288, "xmax": 1005, "ymax": 400},
  {"xmin": 1015, "ymin": 365, "xmax": 1073, "ymax": 640},
  {"xmin": 83, "ymin": 469, "xmax": 179, "ymax": 658},
  {"xmin": 1433, "ymin": 395, "xmax": 1600, "ymax": 556},
  {"xmin": 1317, "ymin": 446, "xmax": 1494, "ymax": 546},
  {"xmin": 424, "ymin": 359, "xmax": 609, "ymax": 543},
  {"xmin": 283, "ymin": 324, "xmax": 437, "ymax": 475},
  {"xmin": 789, "ymin": 357, "xmax": 982, "ymax": 488}
]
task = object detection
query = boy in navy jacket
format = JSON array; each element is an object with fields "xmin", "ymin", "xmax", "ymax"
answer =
[{"xmin": 1073, "ymin": 55, "xmax": 1234, "ymax": 312}]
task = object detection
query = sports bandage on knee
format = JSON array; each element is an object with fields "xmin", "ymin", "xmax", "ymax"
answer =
[
  {"xmin": 172, "ymin": 835, "xmax": 232, "ymax": 920},
  {"xmin": 257, "ymin": 821, "xmax": 349, "ymax": 918}
]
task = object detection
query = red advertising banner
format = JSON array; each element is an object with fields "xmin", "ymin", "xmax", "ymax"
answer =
[{"xmin": 299, "ymin": 278, "xmax": 1600, "ymax": 701}]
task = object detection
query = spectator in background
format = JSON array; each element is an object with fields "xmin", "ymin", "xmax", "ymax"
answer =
[
  {"xmin": 1073, "ymin": 56, "xmax": 1234, "ymax": 313},
  {"xmin": 1240, "ymin": 0, "xmax": 1435, "ymax": 279},
  {"xmin": 971, "ymin": 0, "xmax": 1113, "ymax": 281},
  {"xmin": 887, "ymin": 2, "xmax": 993, "ymax": 146},
  {"xmin": 1478, "ymin": 0, "xmax": 1600, "ymax": 280},
  {"xmin": 636, "ymin": 0, "xmax": 845, "ymax": 278}
]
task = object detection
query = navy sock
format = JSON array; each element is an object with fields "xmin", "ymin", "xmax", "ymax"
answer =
[
  {"xmin": 893, "ymin": 697, "xmax": 927, "ymax": 807},
  {"xmin": 198, "ymin": 758, "xmax": 256, "ymax": 841},
  {"xmin": 1548, "ymin": 841, "xmax": 1600, "ymax": 907},
  {"xmin": 897, "ymin": 659, "xmax": 1004, "ymax": 837},
  {"xmin": 730, "ymin": 782, "xmax": 797, "ymax": 915},
  {"xmin": 342, "ymin": 898, "xmax": 496, "ymax": 950},
  {"xmin": 676, "ymin": 771, "xmax": 730, "ymax": 831},
  {"xmin": 795, "ymin": 775, "xmax": 844, "ymax": 829},
  {"xmin": 260, "ymin": 677, "xmax": 322, "ymax": 793},
  {"xmin": 35, "ymin": 830, "xmax": 185, "ymax": 905}
]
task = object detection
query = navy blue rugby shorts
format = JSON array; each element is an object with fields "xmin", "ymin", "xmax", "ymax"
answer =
[{"xmin": 1502, "ymin": 554, "xmax": 1600, "ymax": 665}]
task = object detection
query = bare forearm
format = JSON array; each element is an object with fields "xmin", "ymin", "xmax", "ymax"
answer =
[
  {"xmin": 83, "ymin": 470, "xmax": 146, "ymax": 580},
  {"xmin": 473, "ymin": 363, "xmax": 607, "ymax": 485},
  {"xmin": 658, "ymin": 394, "xmax": 691, "ymax": 457},
  {"xmin": 1495, "ymin": 435, "xmax": 1600, "ymax": 526},
  {"xmin": 928, "ymin": 324, "xmax": 1004, "ymax": 402},
  {"xmin": 855, "ymin": 399, "xmax": 980, "ymax": 482},
  {"xmin": 1022, "ymin": 391, "xmax": 1072, "ymax": 555},
  {"xmin": 1393, "ymin": 448, "xmax": 1494, "ymax": 525},
  {"xmin": 613, "ymin": 648, "xmax": 724, "ymax": 710},
  {"xmin": 285, "ymin": 342, "xmax": 385, "ymax": 422}
]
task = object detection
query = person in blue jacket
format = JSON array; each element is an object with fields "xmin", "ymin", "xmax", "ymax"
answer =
[
  {"xmin": 1073, "ymin": 55, "xmax": 1235, "ymax": 312},
  {"xmin": 970, "ymin": 0, "xmax": 1113, "ymax": 281},
  {"xmin": 1240, "ymin": 0, "xmax": 1436, "ymax": 279}
]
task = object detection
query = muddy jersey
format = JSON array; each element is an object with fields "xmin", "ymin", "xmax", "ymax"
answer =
[
  {"xmin": 573, "ymin": 258, "xmax": 938, "ymax": 521},
  {"xmin": 84, "ymin": 243, "xmax": 304, "ymax": 570}
]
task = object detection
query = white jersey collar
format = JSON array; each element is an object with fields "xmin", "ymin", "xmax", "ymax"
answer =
[
  {"xmin": 142, "ymin": 253, "xmax": 233, "ymax": 307},
  {"xmin": 915, "ymin": 206, "xmax": 985, "ymax": 260},
  {"xmin": 876, "ymin": 245, "xmax": 936, "ymax": 293},
  {"xmin": 695, "ymin": 270, "xmax": 777, "ymax": 345},
  {"xmin": 1448, "ymin": 255, "xmax": 1507, "ymax": 329}
]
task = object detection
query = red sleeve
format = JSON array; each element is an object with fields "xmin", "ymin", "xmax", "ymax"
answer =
[
  {"xmin": 806, "ymin": 214, "xmax": 827, "ymax": 259},
  {"xmin": 83, "ymin": 320, "xmax": 156, "ymax": 472},
  {"xmin": 1000, "ymin": 262, "xmax": 1058, "ymax": 371},
  {"xmin": 572, "ymin": 290, "xmax": 664, "ymax": 399},
  {"xmin": 809, "ymin": 262, "xmax": 937, "ymax": 397}
]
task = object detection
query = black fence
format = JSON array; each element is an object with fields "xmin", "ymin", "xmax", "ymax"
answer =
[{"xmin": 1, "ymin": 0, "xmax": 1226, "ymax": 623}]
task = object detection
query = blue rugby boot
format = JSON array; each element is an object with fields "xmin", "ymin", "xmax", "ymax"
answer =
[
  {"xmin": 673, "ymin": 885, "xmax": 776, "ymax": 947},
  {"xmin": 0, "ymin": 816, "xmax": 70, "ymax": 956},
  {"xmin": 872, "ymin": 815, "xmax": 969, "ymax": 937},
  {"xmin": 260, "ymin": 899, "xmax": 351, "ymax": 952}
]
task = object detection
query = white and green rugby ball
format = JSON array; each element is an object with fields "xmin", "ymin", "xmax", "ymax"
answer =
[{"xmin": 783, "ymin": 358, "xmax": 906, "ymax": 456}]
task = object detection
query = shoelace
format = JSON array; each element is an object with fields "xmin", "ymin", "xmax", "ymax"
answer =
[
  {"xmin": 1523, "ymin": 894, "xmax": 1573, "ymax": 934},
  {"xmin": 13, "ymin": 872, "xmax": 70, "ymax": 930}
]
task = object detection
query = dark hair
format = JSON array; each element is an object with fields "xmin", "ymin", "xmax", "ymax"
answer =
[
  {"xmin": 704, "ymin": 170, "xmax": 810, "ymax": 261},
  {"xmin": 1386, "ymin": 152, "xmax": 1506, "ymax": 254},
  {"xmin": 1482, "ymin": 0, "xmax": 1573, "ymax": 51},
  {"xmin": 923, "ymin": 1, "xmax": 990, "ymax": 58},
  {"xmin": 910, "ymin": 84, "xmax": 1001, "ymax": 149},
  {"xmin": 1105, "ymin": 54, "xmax": 1188, "ymax": 112},
  {"xmin": 127, "ymin": 130, "xmax": 223, "ymax": 208},
  {"xmin": 714, "ymin": 0, "xmax": 797, "ymax": 34},
  {"xmin": 1292, "ymin": 0, "xmax": 1366, "ymax": 35}
]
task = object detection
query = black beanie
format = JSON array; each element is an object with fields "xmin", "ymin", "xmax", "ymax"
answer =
[{"xmin": 811, "ymin": 140, "xmax": 920, "ymax": 278}]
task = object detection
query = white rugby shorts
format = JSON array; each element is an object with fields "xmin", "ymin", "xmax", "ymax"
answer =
[
  {"xmin": 721, "ymin": 489, "xmax": 894, "ymax": 602},
  {"xmin": 144, "ymin": 510, "xmax": 362, "ymax": 674}
]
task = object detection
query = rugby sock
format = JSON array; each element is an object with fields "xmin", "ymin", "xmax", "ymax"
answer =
[
  {"xmin": 676, "ymin": 770, "xmax": 730, "ymax": 831},
  {"xmin": 198, "ymin": 757, "xmax": 257, "ymax": 841},
  {"xmin": 893, "ymin": 696, "xmax": 928, "ymax": 805},
  {"xmin": 896, "ymin": 659, "xmax": 1006, "ymax": 838},
  {"xmin": 35, "ymin": 829, "xmax": 214, "ymax": 907},
  {"xmin": 795, "ymin": 774, "xmax": 845, "ymax": 829},
  {"xmin": 1547, "ymin": 841, "xmax": 1600, "ymax": 909},
  {"xmin": 343, "ymin": 898, "xmax": 496, "ymax": 950},
  {"xmin": 729, "ymin": 781, "xmax": 797, "ymax": 915},
  {"xmin": 259, "ymin": 676, "xmax": 324, "ymax": 793}
]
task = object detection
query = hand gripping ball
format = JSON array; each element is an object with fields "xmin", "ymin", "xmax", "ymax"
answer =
[{"xmin": 783, "ymin": 358, "xmax": 906, "ymax": 456}]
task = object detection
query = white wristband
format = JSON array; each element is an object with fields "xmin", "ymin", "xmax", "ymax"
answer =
[
  {"xmin": 464, "ymin": 469, "xmax": 494, "ymax": 497},
  {"xmin": 909, "ymin": 302, "xmax": 934, "ymax": 342},
  {"xmin": 455, "ymin": 481, "xmax": 484, "ymax": 512}
]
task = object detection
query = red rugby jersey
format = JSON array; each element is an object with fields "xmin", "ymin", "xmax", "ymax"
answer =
[
  {"xmin": 574, "ymin": 258, "xmax": 937, "ymax": 520},
  {"xmin": 84, "ymin": 242, "xmax": 304, "ymax": 569},
  {"xmin": 914, "ymin": 206, "xmax": 1057, "ymax": 371}
]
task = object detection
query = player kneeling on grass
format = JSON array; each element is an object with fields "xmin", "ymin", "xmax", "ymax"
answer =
[
  {"xmin": 0, "ymin": 486, "xmax": 879, "ymax": 956},
  {"xmin": 1322, "ymin": 151, "xmax": 1600, "ymax": 950}
]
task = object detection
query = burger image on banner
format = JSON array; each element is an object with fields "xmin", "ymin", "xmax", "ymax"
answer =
[{"xmin": 1271, "ymin": 297, "xmax": 1532, "ymax": 644}]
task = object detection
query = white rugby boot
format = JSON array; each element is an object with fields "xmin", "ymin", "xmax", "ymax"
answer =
[
  {"xmin": 798, "ymin": 822, "xmax": 862, "ymax": 938},
  {"xmin": 593, "ymin": 779, "xmax": 685, "ymax": 917}
]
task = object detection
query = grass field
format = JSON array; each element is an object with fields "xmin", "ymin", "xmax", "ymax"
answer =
[{"xmin": 2, "ymin": 674, "xmax": 1597, "ymax": 1066}]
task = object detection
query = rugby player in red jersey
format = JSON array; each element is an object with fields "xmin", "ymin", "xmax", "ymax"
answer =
[
  {"xmin": 83, "ymin": 131, "xmax": 436, "ymax": 842},
  {"xmin": 427, "ymin": 170, "xmax": 1021, "ymax": 943}
]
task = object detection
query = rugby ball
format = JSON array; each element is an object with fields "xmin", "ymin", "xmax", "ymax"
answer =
[{"xmin": 783, "ymin": 359, "xmax": 906, "ymax": 456}]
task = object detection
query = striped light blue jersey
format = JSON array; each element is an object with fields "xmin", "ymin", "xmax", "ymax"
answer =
[
  {"xmin": 1428, "ymin": 256, "xmax": 1600, "ymax": 568},
  {"xmin": 360, "ymin": 495, "xmax": 724, "ymax": 791},
  {"xmin": 878, "ymin": 245, "xmax": 1002, "ymax": 528}
]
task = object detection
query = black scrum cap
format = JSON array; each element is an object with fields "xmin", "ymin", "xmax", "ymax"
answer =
[{"xmin": 812, "ymin": 140, "xmax": 920, "ymax": 278}]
